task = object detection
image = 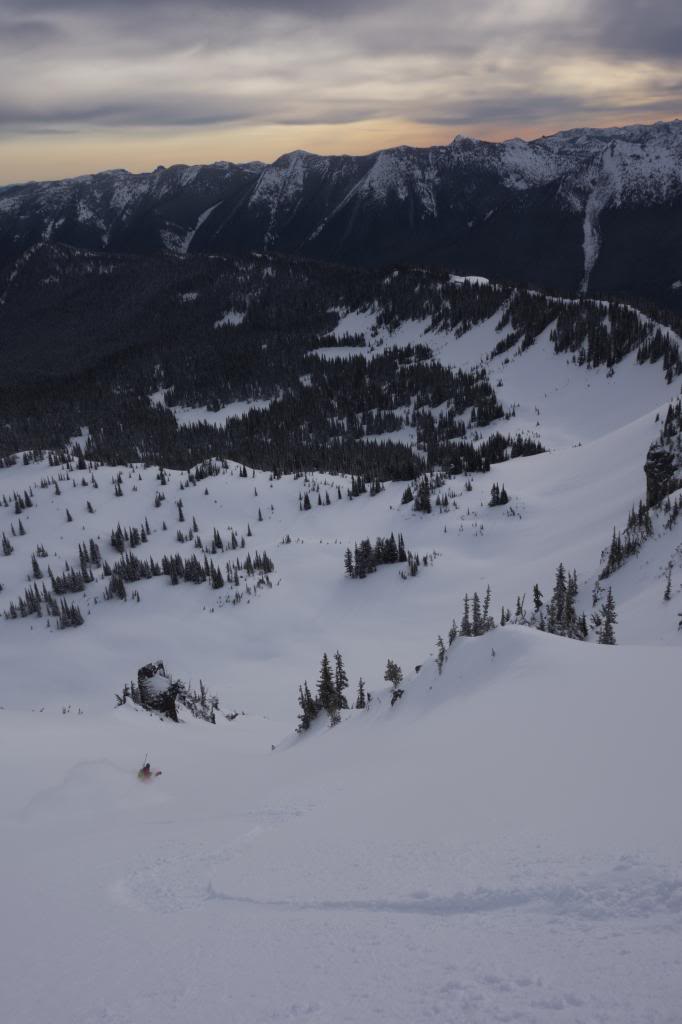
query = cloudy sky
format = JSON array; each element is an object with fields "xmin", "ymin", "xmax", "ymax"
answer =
[{"xmin": 1, "ymin": 0, "xmax": 681, "ymax": 184}]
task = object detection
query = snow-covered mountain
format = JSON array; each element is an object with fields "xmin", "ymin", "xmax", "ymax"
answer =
[{"xmin": 2, "ymin": 119, "xmax": 682, "ymax": 309}]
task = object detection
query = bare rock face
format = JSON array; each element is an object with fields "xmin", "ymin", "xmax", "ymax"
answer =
[
  {"xmin": 136, "ymin": 662, "xmax": 180, "ymax": 721},
  {"xmin": 645, "ymin": 447, "xmax": 677, "ymax": 507},
  {"xmin": 645, "ymin": 400, "xmax": 682, "ymax": 507},
  {"xmin": 116, "ymin": 662, "xmax": 219, "ymax": 723},
  {"xmin": 137, "ymin": 660, "xmax": 168, "ymax": 688}
]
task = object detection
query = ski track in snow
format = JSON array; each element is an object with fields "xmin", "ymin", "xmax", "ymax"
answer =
[{"xmin": 207, "ymin": 862, "xmax": 682, "ymax": 923}]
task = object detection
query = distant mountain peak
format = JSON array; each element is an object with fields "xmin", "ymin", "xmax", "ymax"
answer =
[{"xmin": 2, "ymin": 118, "xmax": 682, "ymax": 311}]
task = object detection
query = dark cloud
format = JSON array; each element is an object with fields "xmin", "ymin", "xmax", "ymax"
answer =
[
  {"xmin": 3, "ymin": 0, "xmax": 388, "ymax": 18},
  {"xmin": 0, "ymin": 97, "xmax": 268, "ymax": 129},
  {"xmin": 0, "ymin": 16, "xmax": 62, "ymax": 46},
  {"xmin": 421, "ymin": 92, "xmax": 682, "ymax": 131},
  {"xmin": 0, "ymin": 0, "xmax": 681, "ymax": 157},
  {"xmin": 420, "ymin": 94, "xmax": 597, "ymax": 127},
  {"xmin": 592, "ymin": 0, "xmax": 682, "ymax": 61}
]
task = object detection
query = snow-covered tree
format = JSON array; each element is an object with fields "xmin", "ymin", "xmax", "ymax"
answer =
[
  {"xmin": 598, "ymin": 588, "xmax": 617, "ymax": 645},
  {"xmin": 385, "ymin": 659, "xmax": 404, "ymax": 705}
]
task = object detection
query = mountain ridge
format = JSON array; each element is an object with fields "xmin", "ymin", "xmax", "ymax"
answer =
[
  {"xmin": 2, "ymin": 118, "xmax": 682, "ymax": 310},
  {"xmin": 3, "ymin": 118, "xmax": 681, "ymax": 191}
]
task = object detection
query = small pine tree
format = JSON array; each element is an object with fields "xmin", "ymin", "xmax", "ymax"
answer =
[
  {"xmin": 413, "ymin": 478, "xmax": 432, "ymax": 514},
  {"xmin": 460, "ymin": 594, "xmax": 472, "ymax": 636},
  {"xmin": 551, "ymin": 563, "xmax": 567, "ymax": 625},
  {"xmin": 385, "ymin": 659, "xmax": 404, "ymax": 705},
  {"xmin": 598, "ymin": 588, "xmax": 617, "ymax": 645},
  {"xmin": 472, "ymin": 592, "xmax": 482, "ymax": 635},
  {"xmin": 334, "ymin": 651, "xmax": 349, "ymax": 709},
  {"xmin": 297, "ymin": 682, "xmax": 318, "ymax": 732},
  {"xmin": 355, "ymin": 678, "xmax": 366, "ymax": 709},
  {"xmin": 316, "ymin": 653, "xmax": 339, "ymax": 724}
]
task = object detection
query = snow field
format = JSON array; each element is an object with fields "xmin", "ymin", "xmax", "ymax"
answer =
[
  {"xmin": 2, "ymin": 629, "xmax": 682, "ymax": 1024},
  {"xmin": 0, "ymin": 306, "xmax": 681, "ymax": 1022}
]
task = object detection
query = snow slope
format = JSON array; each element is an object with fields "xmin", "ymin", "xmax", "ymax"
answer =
[
  {"xmin": 1, "ymin": 308, "xmax": 681, "ymax": 1022},
  {"xmin": 2, "ymin": 629, "xmax": 681, "ymax": 1024}
]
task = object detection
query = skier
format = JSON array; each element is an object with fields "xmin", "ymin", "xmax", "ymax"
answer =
[{"xmin": 137, "ymin": 761, "xmax": 161, "ymax": 781}]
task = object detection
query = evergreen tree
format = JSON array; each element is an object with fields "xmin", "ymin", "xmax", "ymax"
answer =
[
  {"xmin": 551, "ymin": 563, "xmax": 567, "ymax": 624},
  {"xmin": 532, "ymin": 583, "xmax": 543, "ymax": 612},
  {"xmin": 565, "ymin": 570, "xmax": 578, "ymax": 623},
  {"xmin": 334, "ymin": 650, "xmax": 349, "ymax": 709},
  {"xmin": 316, "ymin": 653, "xmax": 339, "ymax": 724},
  {"xmin": 413, "ymin": 478, "xmax": 432, "ymax": 513},
  {"xmin": 489, "ymin": 483, "xmax": 509, "ymax": 507},
  {"xmin": 472, "ymin": 591, "xmax": 482, "ymax": 635},
  {"xmin": 355, "ymin": 678, "xmax": 366, "ymax": 709},
  {"xmin": 598, "ymin": 588, "xmax": 617, "ymax": 644},
  {"xmin": 460, "ymin": 594, "xmax": 472, "ymax": 636},
  {"xmin": 297, "ymin": 682, "xmax": 318, "ymax": 732},
  {"xmin": 384, "ymin": 659, "xmax": 404, "ymax": 705},
  {"xmin": 482, "ymin": 584, "xmax": 494, "ymax": 631}
]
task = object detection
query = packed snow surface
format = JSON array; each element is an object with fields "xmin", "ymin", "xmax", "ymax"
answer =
[{"xmin": 1, "ymin": 309, "xmax": 682, "ymax": 1023}]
